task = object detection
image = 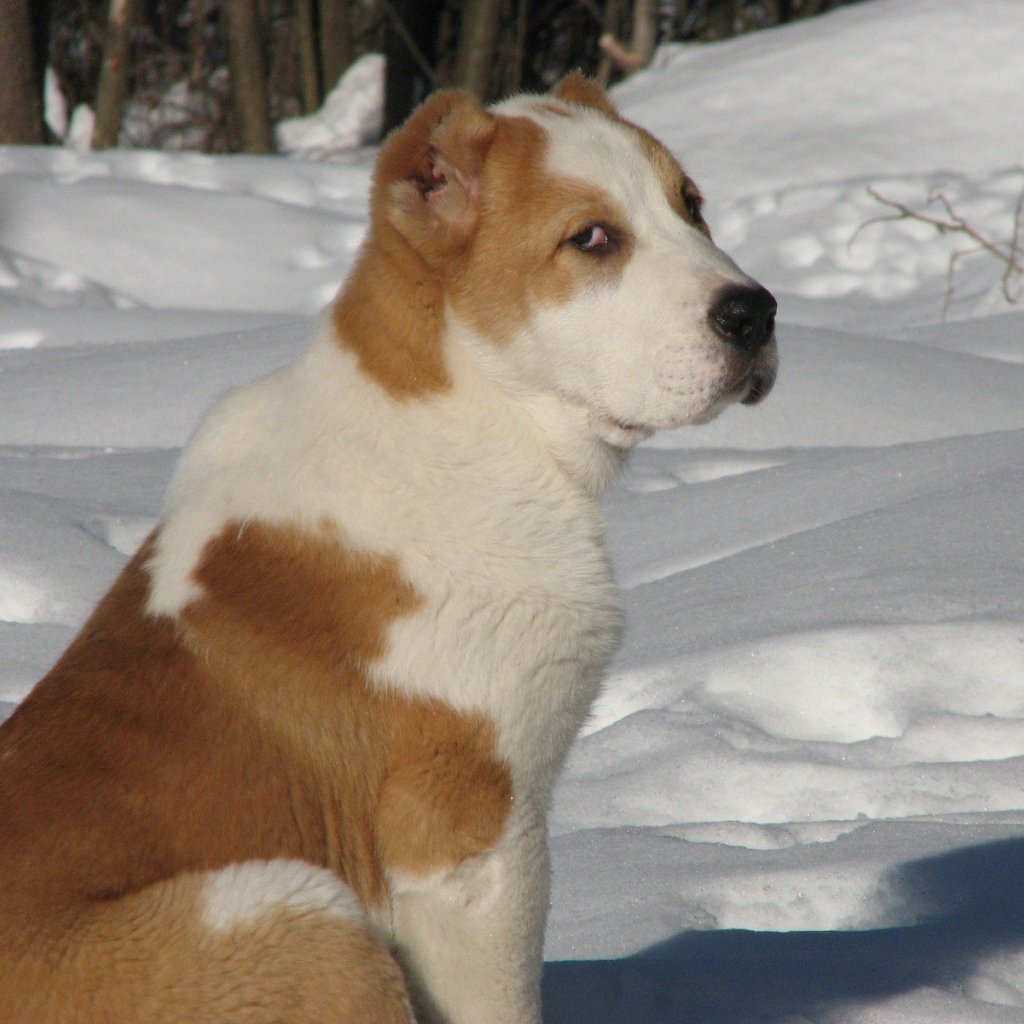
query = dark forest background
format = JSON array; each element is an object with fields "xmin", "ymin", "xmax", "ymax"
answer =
[{"xmin": 1, "ymin": 0, "xmax": 861, "ymax": 153}]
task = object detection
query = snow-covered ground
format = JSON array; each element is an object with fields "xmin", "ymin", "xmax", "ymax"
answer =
[{"xmin": 2, "ymin": 0, "xmax": 1023, "ymax": 1020}]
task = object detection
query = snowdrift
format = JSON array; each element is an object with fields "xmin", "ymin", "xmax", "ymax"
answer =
[{"xmin": 2, "ymin": 1, "xmax": 1023, "ymax": 1020}]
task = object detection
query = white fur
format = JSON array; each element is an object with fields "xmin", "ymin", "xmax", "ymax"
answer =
[
  {"xmin": 201, "ymin": 859, "xmax": 364, "ymax": 934},
  {"xmin": 144, "ymin": 97, "xmax": 775, "ymax": 1024},
  {"xmin": 388, "ymin": 805, "xmax": 550, "ymax": 1024}
]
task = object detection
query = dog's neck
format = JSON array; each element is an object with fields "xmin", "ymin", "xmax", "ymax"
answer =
[
  {"xmin": 439, "ymin": 315, "xmax": 630, "ymax": 498},
  {"xmin": 332, "ymin": 238, "xmax": 631, "ymax": 498}
]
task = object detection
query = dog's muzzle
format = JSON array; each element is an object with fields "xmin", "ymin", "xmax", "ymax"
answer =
[{"xmin": 710, "ymin": 283, "xmax": 778, "ymax": 405}]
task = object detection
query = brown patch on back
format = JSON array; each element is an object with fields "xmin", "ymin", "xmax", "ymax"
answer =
[
  {"xmin": 0, "ymin": 868, "xmax": 411, "ymax": 1023},
  {"xmin": 0, "ymin": 534, "xmax": 301, "ymax": 919},
  {"xmin": 0, "ymin": 521, "xmax": 512, "ymax": 967},
  {"xmin": 184, "ymin": 520, "xmax": 514, "ymax": 895}
]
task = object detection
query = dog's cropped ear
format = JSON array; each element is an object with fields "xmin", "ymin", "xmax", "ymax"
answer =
[
  {"xmin": 551, "ymin": 73, "xmax": 619, "ymax": 118},
  {"xmin": 375, "ymin": 90, "xmax": 497, "ymax": 262}
]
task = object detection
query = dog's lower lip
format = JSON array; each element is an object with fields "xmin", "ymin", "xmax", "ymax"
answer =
[{"xmin": 741, "ymin": 378, "xmax": 767, "ymax": 405}]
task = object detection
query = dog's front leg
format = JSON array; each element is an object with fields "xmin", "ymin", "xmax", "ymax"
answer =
[{"xmin": 388, "ymin": 808, "xmax": 549, "ymax": 1024}]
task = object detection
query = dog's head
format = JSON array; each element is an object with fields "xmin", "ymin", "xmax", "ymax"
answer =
[{"xmin": 371, "ymin": 77, "xmax": 777, "ymax": 449}]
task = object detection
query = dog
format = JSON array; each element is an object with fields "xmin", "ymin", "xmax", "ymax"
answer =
[{"xmin": 0, "ymin": 76, "xmax": 776, "ymax": 1023}]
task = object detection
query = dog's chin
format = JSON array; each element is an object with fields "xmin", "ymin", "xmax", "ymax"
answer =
[
  {"xmin": 591, "ymin": 345, "xmax": 778, "ymax": 447},
  {"xmin": 592, "ymin": 415, "xmax": 655, "ymax": 450}
]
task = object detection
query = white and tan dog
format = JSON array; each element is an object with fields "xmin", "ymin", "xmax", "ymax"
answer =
[{"xmin": 0, "ymin": 77, "xmax": 776, "ymax": 1023}]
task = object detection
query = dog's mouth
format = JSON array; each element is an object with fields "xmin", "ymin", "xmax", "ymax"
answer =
[
  {"xmin": 592, "ymin": 338, "xmax": 778, "ymax": 447},
  {"xmin": 734, "ymin": 339, "xmax": 778, "ymax": 406},
  {"xmin": 738, "ymin": 367, "xmax": 774, "ymax": 405}
]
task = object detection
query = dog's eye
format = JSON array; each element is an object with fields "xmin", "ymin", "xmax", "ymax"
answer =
[
  {"xmin": 682, "ymin": 190, "xmax": 707, "ymax": 230},
  {"xmin": 569, "ymin": 224, "xmax": 618, "ymax": 254}
]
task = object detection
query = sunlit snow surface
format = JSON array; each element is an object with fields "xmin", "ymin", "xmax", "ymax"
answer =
[{"xmin": 2, "ymin": 0, "xmax": 1024, "ymax": 1020}]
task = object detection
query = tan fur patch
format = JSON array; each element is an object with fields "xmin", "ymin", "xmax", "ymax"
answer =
[
  {"xmin": 0, "ymin": 869, "xmax": 410, "ymax": 1023},
  {"xmin": 332, "ymin": 239, "xmax": 452, "ymax": 400},
  {"xmin": 332, "ymin": 91, "xmax": 499, "ymax": 400},
  {"xmin": 552, "ymin": 73, "xmax": 621, "ymax": 118},
  {"xmin": 335, "ymin": 89, "xmax": 636, "ymax": 365},
  {"xmin": 442, "ymin": 113, "xmax": 634, "ymax": 345},
  {"xmin": 185, "ymin": 520, "xmax": 513, "ymax": 892},
  {"xmin": 0, "ymin": 522, "xmax": 512, "ymax": 999},
  {"xmin": 0, "ymin": 534, "xmax": 280, "ymax": 918},
  {"xmin": 631, "ymin": 123, "xmax": 709, "ymax": 234}
]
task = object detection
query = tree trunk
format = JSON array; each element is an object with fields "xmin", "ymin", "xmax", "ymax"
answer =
[
  {"xmin": 630, "ymin": 0, "xmax": 657, "ymax": 66},
  {"xmin": 382, "ymin": 0, "xmax": 442, "ymax": 132},
  {"xmin": 0, "ymin": 0, "xmax": 45, "ymax": 143},
  {"xmin": 453, "ymin": 0, "xmax": 504, "ymax": 100},
  {"xmin": 295, "ymin": 0, "xmax": 321, "ymax": 112},
  {"xmin": 319, "ymin": 0, "xmax": 354, "ymax": 95},
  {"xmin": 704, "ymin": 0, "xmax": 737, "ymax": 39},
  {"xmin": 92, "ymin": 0, "xmax": 141, "ymax": 149},
  {"xmin": 220, "ymin": 0, "xmax": 274, "ymax": 153},
  {"xmin": 596, "ymin": 0, "xmax": 626, "ymax": 86},
  {"xmin": 502, "ymin": 0, "xmax": 527, "ymax": 95}
]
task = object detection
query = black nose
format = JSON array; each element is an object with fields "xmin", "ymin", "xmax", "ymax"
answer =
[{"xmin": 709, "ymin": 284, "xmax": 777, "ymax": 353}]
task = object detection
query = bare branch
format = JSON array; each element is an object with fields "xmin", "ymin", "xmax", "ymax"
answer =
[
  {"xmin": 861, "ymin": 181, "xmax": 1024, "ymax": 319},
  {"xmin": 597, "ymin": 32, "xmax": 647, "ymax": 73},
  {"xmin": 1004, "ymin": 186, "xmax": 1024, "ymax": 303}
]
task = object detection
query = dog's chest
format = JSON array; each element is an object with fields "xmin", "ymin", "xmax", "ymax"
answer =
[{"xmin": 370, "ymin": 489, "xmax": 622, "ymax": 786}]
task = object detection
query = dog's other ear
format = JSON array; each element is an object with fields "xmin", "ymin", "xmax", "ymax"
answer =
[
  {"xmin": 551, "ymin": 73, "xmax": 619, "ymax": 118},
  {"xmin": 376, "ymin": 90, "xmax": 497, "ymax": 262}
]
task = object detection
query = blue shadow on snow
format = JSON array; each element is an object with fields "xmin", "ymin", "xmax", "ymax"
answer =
[{"xmin": 544, "ymin": 836, "xmax": 1024, "ymax": 1022}]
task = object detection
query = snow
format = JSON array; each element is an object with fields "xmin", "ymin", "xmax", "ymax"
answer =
[
  {"xmin": 2, "ymin": 1, "xmax": 1023, "ymax": 1020},
  {"xmin": 276, "ymin": 53, "xmax": 385, "ymax": 155}
]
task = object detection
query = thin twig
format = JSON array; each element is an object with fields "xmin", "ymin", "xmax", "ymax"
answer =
[
  {"xmin": 598, "ymin": 33, "xmax": 646, "ymax": 72},
  {"xmin": 943, "ymin": 246, "xmax": 983, "ymax": 322},
  {"xmin": 867, "ymin": 187, "xmax": 1015, "ymax": 265},
  {"xmin": 859, "ymin": 181, "xmax": 1024, "ymax": 319},
  {"xmin": 1004, "ymin": 186, "xmax": 1024, "ymax": 302}
]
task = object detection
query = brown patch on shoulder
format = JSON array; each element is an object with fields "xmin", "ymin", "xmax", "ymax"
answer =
[
  {"xmin": 185, "ymin": 521, "xmax": 514, "ymax": 890},
  {"xmin": 377, "ymin": 696, "xmax": 512, "ymax": 874},
  {"xmin": 0, "ymin": 520, "xmax": 512, "ymax": 953}
]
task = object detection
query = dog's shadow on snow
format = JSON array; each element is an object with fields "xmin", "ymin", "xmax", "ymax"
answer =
[{"xmin": 543, "ymin": 837, "xmax": 1024, "ymax": 1023}]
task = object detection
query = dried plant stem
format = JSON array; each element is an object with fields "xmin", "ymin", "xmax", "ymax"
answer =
[{"xmin": 860, "ymin": 182, "xmax": 1024, "ymax": 319}]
